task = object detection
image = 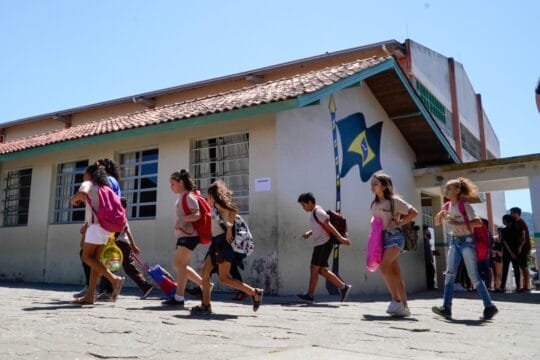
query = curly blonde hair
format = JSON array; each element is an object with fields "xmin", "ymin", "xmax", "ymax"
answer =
[{"xmin": 446, "ymin": 177, "xmax": 479, "ymax": 202}]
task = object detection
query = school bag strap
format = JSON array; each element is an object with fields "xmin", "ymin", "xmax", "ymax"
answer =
[
  {"xmin": 444, "ymin": 200, "xmax": 473, "ymax": 233},
  {"xmin": 312, "ymin": 208, "xmax": 331, "ymax": 235},
  {"xmin": 179, "ymin": 190, "xmax": 212, "ymax": 244}
]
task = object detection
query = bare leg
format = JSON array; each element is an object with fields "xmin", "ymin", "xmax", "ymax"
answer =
[
  {"xmin": 216, "ymin": 262, "xmax": 257, "ymax": 295},
  {"xmin": 379, "ymin": 247, "xmax": 401, "ymax": 302},
  {"xmin": 318, "ymin": 267, "xmax": 345, "ymax": 289},
  {"xmin": 307, "ymin": 265, "xmax": 320, "ymax": 296},
  {"xmin": 200, "ymin": 257, "xmax": 214, "ymax": 306},
  {"xmin": 173, "ymin": 247, "xmax": 200, "ymax": 297}
]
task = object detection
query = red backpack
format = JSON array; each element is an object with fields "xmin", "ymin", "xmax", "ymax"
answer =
[
  {"xmin": 444, "ymin": 200, "xmax": 489, "ymax": 261},
  {"xmin": 181, "ymin": 190, "xmax": 212, "ymax": 244},
  {"xmin": 87, "ymin": 185, "xmax": 127, "ymax": 233}
]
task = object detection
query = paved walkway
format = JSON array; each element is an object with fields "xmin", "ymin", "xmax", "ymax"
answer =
[{"xmin": 1, "ymin": 283, "xmax": 539, "ymax": 359}]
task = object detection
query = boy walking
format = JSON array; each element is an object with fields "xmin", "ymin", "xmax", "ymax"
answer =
[{"xmin": 297, "ymin": 192, "xmax": 352, "ymax": 303}]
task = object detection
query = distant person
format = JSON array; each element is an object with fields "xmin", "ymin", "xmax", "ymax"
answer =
[
  {"xmin": 423, "ymin": 225, "xmax": 436, "ymax": 289},
  {"xmin": 370, "ymin": 172, "xmax": 418, "ymax": 317},
  {"xmin": 296, "ymin": 192, "xmax": 352, "ymax": 304},
  {"xmin": 491, "ymin": 228, "xmax": 504, "ymax": 291},
  {"xmin": 498, "ymin": 214, "xmax": 521, "ymax": 292},
  {"xmin": 432, "ymin": 177, "xmax": 498, "ymax": 320},
  {"xmin": 476, "ymin": 218, "xmax": 493, "ymax": 288},
  {"xmin": 510, "ymin": 207, "xmax": 532, "ymax": 292}
]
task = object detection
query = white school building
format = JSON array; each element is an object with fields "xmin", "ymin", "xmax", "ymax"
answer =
[{"xmin": 0, "ymin": 40, "xmax": 509, "ymax": 295}]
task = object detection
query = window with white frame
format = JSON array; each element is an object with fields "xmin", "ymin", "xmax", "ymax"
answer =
[
  {"xmin": 2, "ymin": 168, "xmax": 32, "ymax": 226},
  {"xmin": 191, "ymin": 133, "xmax": 249, "ymax": 213},
  {"xmin": 119, "ymin": 149, "xmax": 158, "ymax": 219},
  {"xmin": 54, "ymin": 160, "xmax": 88, "ymax": 223}
]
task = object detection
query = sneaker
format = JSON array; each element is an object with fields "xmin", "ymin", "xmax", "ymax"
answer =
[
  {"xmin": 482, "ymin": 305, "xmax": 498, "ymax": 320},
  {"xmin": 162, "ymin": 297, "xmax": 185, "ymax": 307},
  {"xmin": 339, "ymin": 284, "xmax": 352, "ymax": 302},
  {"xmin": 296, "ymin": 293, "xmax": 314, "ymax": 304},
  {"xmin": 391, "ymin": 304, "xmax": 411, "ymax": 318},
  {"xmin": 140, "ymin": 285, "xmax": 154, "ymax": 300},
  {"xmin": 73, "ymin": 286, "xmax": 88, "ymax": 298},
  {"xmin": 96, "ymin": 292, "xmax": 113, "ymax": 302},
  {"xmin": 386, "ymin": 301, "xmax": 402, "ymax": 314},
  {"xmin": 432, "ymin": 305, "xmax": 452, "ymax": 319}
]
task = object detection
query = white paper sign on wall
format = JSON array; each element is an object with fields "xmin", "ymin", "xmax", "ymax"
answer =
[{"xmin": 255, "ymin": 178, "xmax": 271, "ymax": 192}]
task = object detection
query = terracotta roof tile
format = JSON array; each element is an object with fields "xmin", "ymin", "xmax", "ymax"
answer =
[{"xmin": 0, "ymin": 57, "xmax": 389, "ymax": 156}]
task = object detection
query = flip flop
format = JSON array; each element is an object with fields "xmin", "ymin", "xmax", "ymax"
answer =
[
  {"xmin": 71, "ymin": 298, "xmax": 94, "ymax": 305},
  {"xmin": 112, "ymin": 277, "xmax": 125, "ymax": 302}
]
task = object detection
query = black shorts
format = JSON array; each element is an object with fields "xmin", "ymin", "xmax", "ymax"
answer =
[
  {"xmin": 207, "ymin": 233, "xmax": 236, "ymax": 267},
  {"xmin": 176, "ymin": 236, "xmax": 200, "ymax": 251},
  {"xmin": 310, "ymin": 240, "xmax": 334, "ymax": 267}
]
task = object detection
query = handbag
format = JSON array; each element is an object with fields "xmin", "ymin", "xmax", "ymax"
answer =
[
  {"xmin": 100, "ymin": 233, "xmax": 123, "ymax": 272},
  {"xmin": 390, "ymin": 198, "xmax": 419, "ymax": 251}
]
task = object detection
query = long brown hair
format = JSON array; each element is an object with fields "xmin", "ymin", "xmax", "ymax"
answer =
[
  {"xmin": 370, "ymin": 171, "xmax": 394, "ymax": 208},
  {"xmin": 207, "ymin": 180, "xmax": 239, "ymax": 212}
]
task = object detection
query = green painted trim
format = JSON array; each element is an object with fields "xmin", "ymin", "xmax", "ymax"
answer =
[
  {"xmin": 534, "ymin": 232, "xmax": 540, "ymax": 238},
  {"xmin": 0, "ymin": 99, "xmax": 300, "ymax": 162},
  {"xmin": 297, "ymin": 61, "xmax": 394, "ymax": 107},
  {"xmin": 389, "ymin": 60, "xmax": 461, "ymax": 163}
]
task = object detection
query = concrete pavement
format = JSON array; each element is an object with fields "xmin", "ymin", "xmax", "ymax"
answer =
[{"xmin": 0, "ymin": 282, "xmax": 539, "ymax": 360}]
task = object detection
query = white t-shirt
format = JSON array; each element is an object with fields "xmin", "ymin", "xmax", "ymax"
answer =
[
  {"xmin": 79, "ymin": 180, "xmax": 99, "ymax": 225},
  {"xmin": 371, "ymin": 197, "xmax": 414, "ymax": 231},
  {"xmin": 174, "ymin": 191, "xmax": 200, "ymax": 238},
  {"xmin": 210, "ymin": 208, "xmax": 226, "ymax": 237},
  {"xmin": 445, "ymin": 201, "xmax": 478, "ymax": 236},
  {"xmin": 310, "ymin": 206, "xmax": 331, "ymax": 247}
]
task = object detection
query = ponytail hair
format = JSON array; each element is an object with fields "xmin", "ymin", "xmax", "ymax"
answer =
[{"xmin": 170, "ymin": 169, "xmax": 196, "ymax": 191}]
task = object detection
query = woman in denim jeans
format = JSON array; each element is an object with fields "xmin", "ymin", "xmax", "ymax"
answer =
[
  {"xmin": 432, "ymin": 177, "xmax": 498, "ymax": 320},
  {"xmin": 370, "ymin": 172, "xmax": 418, "ymax": 317}
]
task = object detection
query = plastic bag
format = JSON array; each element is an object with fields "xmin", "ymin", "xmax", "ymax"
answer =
[
  {"xmin": 100, "ymin": 233, "xmax": 123, "ymax": 272},
  {"xmin": 366, "ymin": 217, "xmax": 383, "ymax": 272}
]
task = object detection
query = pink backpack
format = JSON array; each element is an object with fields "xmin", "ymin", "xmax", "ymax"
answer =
[
  {"xmin": 366, "ymin": 217, "xmax": 384, "ymax": 272},
  {"xmin": 87, "ymin": 185, "xmax": 127, "ymax": 232}
]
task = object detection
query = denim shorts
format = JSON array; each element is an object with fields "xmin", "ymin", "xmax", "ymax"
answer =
[{"xmin": 383, "ymin": 229, "xmax": 405, "ymax": 249}]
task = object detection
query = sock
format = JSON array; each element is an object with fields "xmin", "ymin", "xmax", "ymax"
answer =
[{"xmin": 174, "ymin": 295, "xmax": 185, "ymax": 302}]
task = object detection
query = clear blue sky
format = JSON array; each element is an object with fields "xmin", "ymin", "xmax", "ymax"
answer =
[{"xmin": 1, "ymin": 0, "xmax": 538, "ymax": 211}]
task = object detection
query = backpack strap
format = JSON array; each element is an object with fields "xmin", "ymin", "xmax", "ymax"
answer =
[
  {"xmin": 312, "ymin": 207, "xmax": 331, "ymax": 235},
  {"xmin": 177, "ymin": 191, "xmax": 195, "ymax": 236}
]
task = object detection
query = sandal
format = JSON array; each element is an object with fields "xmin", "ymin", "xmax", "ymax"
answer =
[
  {"xmin": 71, "ymin": 298, "xmax": 94, "ymax": 305},
  {"xmin": 190, "ymin": 303, "xmax": 212, "ymax": 315},
  {"xmin": 252, "ymin": 289, "xmax": 264, "ymax": 312}
]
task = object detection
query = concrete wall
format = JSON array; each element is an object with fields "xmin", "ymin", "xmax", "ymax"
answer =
[
  {"xmin": 275, "ymin": 85, "xmax": 425, "ymax": 296},
  {"xmin": 409, "ymin": 40, "xmax": 452, "ymax": 113},
  {"xmin": 455, "ymin": 62, "xmax": 480, "ymax": 138}
]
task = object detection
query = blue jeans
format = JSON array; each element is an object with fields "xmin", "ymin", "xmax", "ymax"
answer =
[{"xmin": 442, "ymin": 235, "xmax": 493, "ymax": 309}]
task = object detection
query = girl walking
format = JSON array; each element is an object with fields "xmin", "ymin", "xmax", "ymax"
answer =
[
  {"xmin": 432, "ymin": 177, "xmax": 498, "ymax": 320},
  {"xmin": 191, "ymin": 180, "xmax": 263, "ymax": 314},
  {"xmin": 370, "ymin": 171, "xmax": 418, "ymax": 317},
  {"xmin": 71, "ymin": 164, "xmax": 125, "ymax": 304},
  {"xmin": 163, "ymin": 170, "xmax": 205, "ymax": 307}
]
